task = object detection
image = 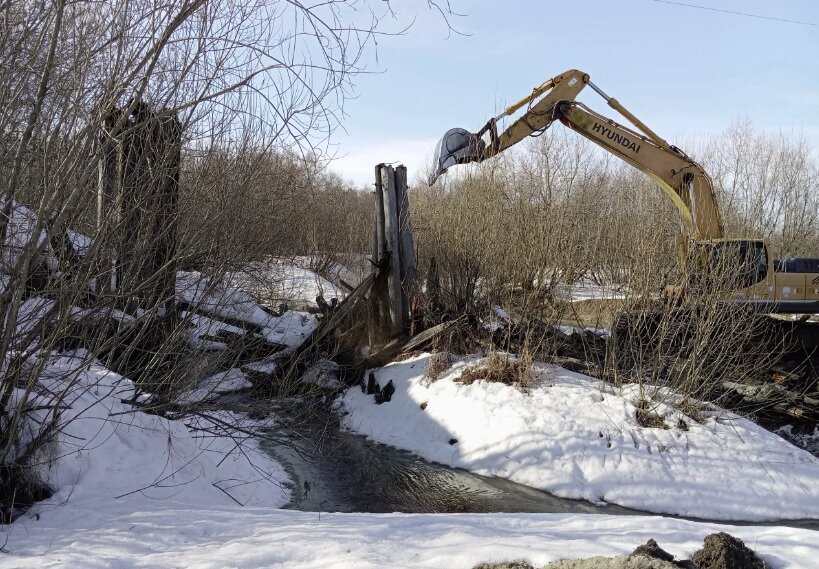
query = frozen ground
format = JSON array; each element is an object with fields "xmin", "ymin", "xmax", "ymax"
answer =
[{"xmin": 339, "ymin": 353, "xmax": 819, "ymax": 522}]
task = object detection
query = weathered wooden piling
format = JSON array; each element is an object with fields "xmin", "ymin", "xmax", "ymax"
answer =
[
  {"xmin": 93, "ymin": 104, "xmax": 181, "ymax": 380},
  {"xmin": 394, "ymin": 165, "xmax": 417, "ymax": 327},
  {"xmin": 96, "ymin": 104, "xmax": 180, "ymax": 319},
  {"xmin": 380, "ymin": 165, "xmax": 403, "ymax": 336},
  {"xmin": 369, "ymin": 163, "xmax": 417, "ymax": 347}
]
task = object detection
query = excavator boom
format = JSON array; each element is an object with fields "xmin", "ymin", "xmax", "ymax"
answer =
[
  {"xmin": 555, "ymin": 101, "xmax": 723, "ymax": 241},
  {"xmin": 430, "ymin": 68, "xmax": 723, "ymax": 241}
]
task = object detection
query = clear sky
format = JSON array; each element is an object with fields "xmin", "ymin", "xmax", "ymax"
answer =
[{"xmin": 327, "ymin": 0, "xmax": 819, "ymax": 187}]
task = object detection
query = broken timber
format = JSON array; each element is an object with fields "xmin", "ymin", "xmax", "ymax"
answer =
[
  {"xmin": 370, "ymin": 163, "xmax": 417, "ymax": 345},
  {"xmin": 252, "ymin": 163, "xmax": 420, "ymax": 382}
]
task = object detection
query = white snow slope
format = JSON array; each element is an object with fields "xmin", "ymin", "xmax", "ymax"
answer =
[
  {"xmin": 339, "ymin": 354, "xmax": 819, "ymax": 522},
  {"xmin": 1, "ymin": 352, "xmax": 290, "ymax": 558}
]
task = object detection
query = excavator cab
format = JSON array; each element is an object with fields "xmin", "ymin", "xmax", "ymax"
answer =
[{"xmin": 683, "ymin": 239, "xmax": 772, "ymax": 301}]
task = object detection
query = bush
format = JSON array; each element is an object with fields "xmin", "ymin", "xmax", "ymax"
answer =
[{"xmin": 458, "ymin": 352, "xmax": 534, "ymax": 389}]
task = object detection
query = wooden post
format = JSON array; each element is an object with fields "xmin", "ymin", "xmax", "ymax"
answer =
[
  {"xmin": 368, "ymin": 162, "xmax": 419, "ymax": 347},
  {"xmin": 112, "ymin": 105, "xmax": 180, "ymax": 323},
  {"xmin": 373, "ymin": 164, "xmax": 386, "ymax": 265},
  {"xmin": 381, "ymin": 165, "xmax": 403, "ymax": 336},
  {"xmin": 369, "ymin": 165, "xmax": 388, "ymax": 348},
  {"xmin": 394, "ymin": 166, "xmax": 416, "ymax": 331}
]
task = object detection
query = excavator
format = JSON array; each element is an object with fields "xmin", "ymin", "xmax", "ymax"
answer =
[{"xmin": 429, "ymin": 68, "xmax": 819, "ymax": 316}]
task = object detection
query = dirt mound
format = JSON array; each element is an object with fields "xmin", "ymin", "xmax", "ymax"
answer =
[
  {"xmin": 542, "ymin": 555, "xmax": 679, "ymax": 568},
  {"xmin": 691, "ymin": 532, "xmax": 769, "ymax": 569},
  {"xmin": 629, "ymin": 539, "xmax": 676, "ymax": 563}
]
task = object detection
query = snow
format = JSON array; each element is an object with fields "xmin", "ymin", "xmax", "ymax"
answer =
[
  {"xmin": 177, "ymin": 368, "xmax": 254, "ymax": 404},
  {"xmin": 1, "ymin": 201, "xmax": 90, "ymax": 271},
  {"xmin": 181, "ymin": 310, "xmax": 245, "ymax": 350},
  {"xmin": 228, "ymin": 258, "xmax": 346, "ymax": 309},
  {"xmin": 338, "ymin": 353, "xmax": 819, "ymax": 522},
  {"xmin": 4, "ymin": 508, "xmax": 819, "ymax": 567},
  {"xmin": 3, "ymin": 351, "xmax": 818, "ymax": 567},
  {"xmin": 483, "ymin": 304, "xmax": 512, "ymax": 332},
  {"xmin": 557, "ymin": 280, "xmax": 628, "ymax": 302},
  {"xmin": 556, "ymin": 323, "xmax": 610, "ymax": 337},
  {"xmin": 177, "ymin": 270, "xmax": 319, "ymax": 348},
  {"xmin": 22, "ymin": 351, "xmax": 289, "ymax": 515}
]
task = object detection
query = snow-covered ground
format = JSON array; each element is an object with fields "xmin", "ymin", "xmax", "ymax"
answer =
[
  {"xmin": 4, "ymin": 350, "xmax": 819, "ymax": 567},
  {"xmin": 556, "ymin": 280, "xmax": 628, "ymax": 302},
  {"xmin": 178, "ymin": 270, "xmax": 319, "ymax": 348},
  {"xmin": 339, "ymin": 354, "xmax": 819, "ymax": 522},
  {"xmin": 28, "ymin": 352, "xmax": 288, "ymax": 508},
  {"xmin": 6, "ymin": 508, "xmax": 819, "ymax": 568},
  {"xmin": 228, "ymin": 258, "xmax": 347, "ymax": 310}
]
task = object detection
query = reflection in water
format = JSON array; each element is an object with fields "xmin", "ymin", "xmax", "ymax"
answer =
[
  {"xmin": 219, "ymin": 395, "xmax": 819, "ymax": 528},
  {"xmin": 256, "ymin": 400, "xmax": 637, "ymax": 515}
]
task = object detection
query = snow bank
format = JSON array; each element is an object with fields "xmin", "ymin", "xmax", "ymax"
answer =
[
  {"xmin": 29, "ymin": 352, "xmax": 289, "ymax": 515},
  {"xmin": 339, "ymin": 354, "xmax": 819, "ymax": 521}
]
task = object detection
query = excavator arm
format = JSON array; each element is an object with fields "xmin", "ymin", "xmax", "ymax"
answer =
[
  {"xmin": 554, "ymin": 101, "xmax": 723, "ymax": 241},
  {"xmin": 430, "ymin": 69, "xmax": 724, "ymax": 242}
]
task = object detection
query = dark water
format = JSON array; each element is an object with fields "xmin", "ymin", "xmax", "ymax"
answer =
[{"xmin": 248, "ymin": 398, "xmax": 646, "ymax": 516}]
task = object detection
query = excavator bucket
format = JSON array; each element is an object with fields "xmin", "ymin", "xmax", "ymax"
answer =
[{"xmin": 428, "ymin": 128, "xmax": 486, "ymax": 185}]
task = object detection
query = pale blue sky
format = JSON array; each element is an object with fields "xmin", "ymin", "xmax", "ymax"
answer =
[{"xmin": 329, "ymin": 0, "xmax": 819, "ymax": 186}]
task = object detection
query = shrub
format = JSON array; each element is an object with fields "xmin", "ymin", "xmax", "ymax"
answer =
[{"xmin": 458, "ymin": 352, "xmax": 534, "ymax": 389}]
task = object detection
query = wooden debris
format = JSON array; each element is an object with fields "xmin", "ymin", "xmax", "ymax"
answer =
[{"xmin": 365, "ymin": 318, "xmax": 460, "ymax": 368}]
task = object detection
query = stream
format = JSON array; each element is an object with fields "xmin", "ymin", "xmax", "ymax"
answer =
[
  {"xmin": 255, "ymin": 400, "xmax": 638, "ymax": 515},
  {"xmin": 218, "ymin": 395, "xmax": 818, "ymax": 529}
]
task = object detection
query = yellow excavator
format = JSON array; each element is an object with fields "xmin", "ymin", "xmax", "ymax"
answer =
[{"xmin": 430, "ymin": 68, "xmax": 819, "ymax": 315}]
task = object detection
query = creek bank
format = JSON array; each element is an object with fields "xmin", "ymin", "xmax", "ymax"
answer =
[{"xmin": 338, "ymin": 353, "xmax": 819, "ymax": 521}]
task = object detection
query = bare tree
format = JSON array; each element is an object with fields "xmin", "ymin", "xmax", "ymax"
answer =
[
  {"xmin": 703, "ymin": 119, "xmax": 819, "ymax": 256},
  {"xmin": 0, "ymin": 0, "xmax": 459, "ymax": 520}
]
